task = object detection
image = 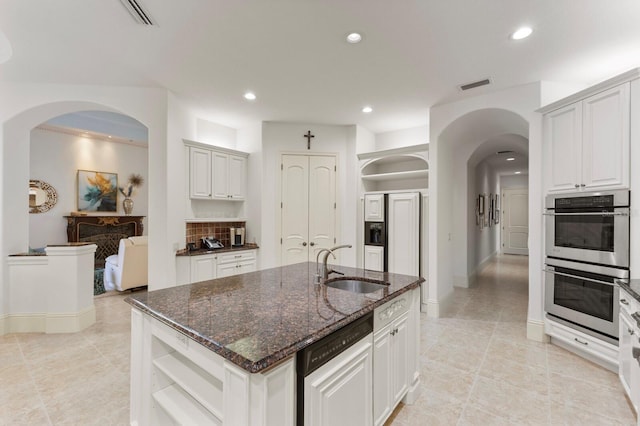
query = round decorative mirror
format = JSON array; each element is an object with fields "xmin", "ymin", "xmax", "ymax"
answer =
[{"xmin": 29, "ymin": 180, "xmax": 58, "ymax": 213}]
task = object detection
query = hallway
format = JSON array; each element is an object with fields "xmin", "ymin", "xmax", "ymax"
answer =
[{"xmin": 388, "ymin": 254, "xmax": 636, "ymax": 425}]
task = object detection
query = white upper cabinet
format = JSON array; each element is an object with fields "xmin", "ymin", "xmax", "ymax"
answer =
[
  {"xmin": 186, "ymin": 141, "xmax": 248, "ymax": 201},
  {"xmin": 364, "ymin": 194, "xmax": 385, "ymax": 222},
  {"xmin": 544, "ymin": 82, "xmax": 630, "ymax": 193},
  {"xmin": 189, "ymin": 147, "xmax": 213, "ymax": 199}
]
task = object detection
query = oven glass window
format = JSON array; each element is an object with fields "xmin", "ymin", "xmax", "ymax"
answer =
[
  {"xmin": 553, "ymin": 271, "xmax": 614, "ymax": 322},
  {"xmin": 555, "ymin": 213, "xmax": 614, "ymax": 252}
]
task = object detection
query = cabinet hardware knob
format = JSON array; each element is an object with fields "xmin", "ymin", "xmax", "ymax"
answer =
[
  {"xmin": 302, "ymin": 242, "xmax": 307, "ymax": 246},
  {"xmin": 629, "ymin": 328, "xmax": 635, "ymax": 335},
  {"xmin": 574, "ymin": 184, "xmax": 580, "ymax": 188},
  {"xmin": 574, "ymin": 337, "xmax": 588, "ymax": 346},
  {"xmin": 621, "ymin": 299, "xmax": 629, "ymax": 305},
  {"xmin": 580, "ymin": 184, "xmax": 586, "ymax": 187}
]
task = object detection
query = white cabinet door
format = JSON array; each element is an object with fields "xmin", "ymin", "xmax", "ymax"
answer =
[
  {"xmin": 388, "ymin": 192, "xmax": 420, "ymax": 276},
  {"xmin": 372, "ymin": 312, "xmax": 410, "ymax": 426},
  {"xmin": 304, "ymin": 336, "xmax": 373, "ymax": 426},
  {"xmin": 228, "ymin": 155, "xmax": 246, "ymax": 200},
  {"xmin": 190, "ymin": 147, "xmax": 212, "ymax": 199},
  {"xmin": 190, "ymin": 255, "xmax": 216, "ymax": 282},
  {"xmin": 545, "ymin": 102, "xmax": 582, "ymax": 192},
  {"xmin": 216, "ymin": 262, "xmax": 238, "ymax": 278},
  {"xmin": 373, "ymin": 328, "xmax": 393, "ymax": 426},
  {"xmin": 236, "ymin": 259, "xmax": 256, "ymax": 275},
  {"xmin": 364, "ymin": 246, "xmax": 384, "ymax": 272},
  {"xmin": 582, "ymin": 83, "xmax": 630, "ymax": 190},
  {"xmin": 390, "ymin": 313, "xmax": 409, "ymax": 404},
  {"xmin": 212, "ymin": 151, "xmax": 230, "ymax": 199},
  {"xmin": 364, "ymin": 194, "xmax": 384, "ymax": 222}
]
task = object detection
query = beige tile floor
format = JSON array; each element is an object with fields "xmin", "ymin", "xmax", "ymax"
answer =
[{"xmin": 0, "ymin": 255, "xmax": 636, "ymax": 425}]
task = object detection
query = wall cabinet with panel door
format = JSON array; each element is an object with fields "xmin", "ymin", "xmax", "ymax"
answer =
[
  {"xmin": 364, "ymin": 194, "xmax": 385, "ymax": 222},
  {"xmin": 543, "ymin": 81, "xmax": 631, "ymax": 193},
  {"xmin": 185, "ymin": 140, "xmax": 248, "ymax": 201}
]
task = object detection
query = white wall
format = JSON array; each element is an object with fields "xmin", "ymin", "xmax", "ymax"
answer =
[
  {"xmin": 375, "ymin": 125, "xmax": 428, "ymax": 151},
  {"xmin": 472, "ymin": 161, "xmax": 499, "ymax": 270},
  {"xmin": 29, "ymin": 128, "xmax": 149, "ymax": 248},
  {"xmin": 237, "ymin": 124, "xmax": 263, "ymax": 250},
  {"xmin": 500, "ymin": 174, "xmax": 528, "ymax": 189},
  {"xmin": 429, "ymin": 83, "xmax": 544, "ymax": 338},
  {"xmin": 259, "ymin": 122, "xmax": 358, "ymax": 269},
  {"xmin": 0, "ymin": 82, "xmax": 174, "ymax": 321},
  {"xmin": 196, "ymin": 119, "xmax": 237, "ymax": 150}
]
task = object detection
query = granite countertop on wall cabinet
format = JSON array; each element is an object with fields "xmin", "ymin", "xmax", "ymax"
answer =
[
  {"xmin": 620, "ymin": 280, "xmax": 640, "ymax": 304},
  {"xmin": 125, "ymin": 262, "xmax": 423, "ymax": 373},
  {"xmin": 175, "ymin": 243, "xmax": 259, "ymax": 257}
]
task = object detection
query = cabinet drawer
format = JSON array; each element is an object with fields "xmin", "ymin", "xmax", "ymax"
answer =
[
  {"xmin": 217, "ymin": 250, "xmax": 256, "ymax": 264},
  {"xmin": 545, "ymin": 318, "xmax": 618, "ymax": 367},
  {"xmin": 374, "ymin": 294, "xmax": 410, "ymax": 331}
]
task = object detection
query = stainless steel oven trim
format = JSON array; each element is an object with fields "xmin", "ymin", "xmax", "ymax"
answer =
[
  {"xmin": 543, "ymin": 269, "xmax": 619, "ymax": 286},
  {"xmin": 545, "ymin": 189, "xmax": 630, "ymax": 209},
  {"xmin": 544, "ymin": 257, "xmax": 629, "ymax": 279},
  {"xmin": 543, "ymin": 211, "xmax": 629, "ymax": 216},
  {"xmin": 544, "ymin": 260, "xmax": 621, "ymax": 339}
]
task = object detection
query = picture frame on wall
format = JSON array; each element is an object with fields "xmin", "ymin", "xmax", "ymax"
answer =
[
  {"xmin": 494, "ymin": 194, "xmax": 500, "ymax": 224},
  {"xmin": 77, "ymin": 170, "xmax": 118, "ymax": 212}
]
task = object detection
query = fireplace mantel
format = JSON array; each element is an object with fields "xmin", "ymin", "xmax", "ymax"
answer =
[{"xmin": 64, "ymin": 215, "xmax": 145, "ymax": 268}]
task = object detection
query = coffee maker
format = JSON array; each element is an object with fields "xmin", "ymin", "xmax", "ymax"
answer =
[{"xmin": 230, "ymin": 227, "xmax": 245, "ymax": 247}]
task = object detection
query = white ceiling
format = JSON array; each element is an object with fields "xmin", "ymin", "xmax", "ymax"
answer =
[{"xmin": 2, "ymin": 1, "xmax": 640, "ymax": 135}]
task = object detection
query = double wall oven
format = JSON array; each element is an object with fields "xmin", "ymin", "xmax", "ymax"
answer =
[{"xmin": 544, "ymin": 190, "xmax": 630, "ymax": 344}]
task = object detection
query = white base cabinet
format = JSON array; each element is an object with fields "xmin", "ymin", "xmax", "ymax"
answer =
[
  {"xmin": 304, "ymin": 335, "xmax": 373, "ymax": 426},
  {"xmin": 216, "ymin": 250, "xmax": 256, "ymax": 278},
  {"xmin": 373, "ymin": 287, "xmax": 421, "ymax": 425},
  {"xmin": 184, "ymin": 249, "xmax": 257, "ymax": 284},
  {"xmin": 364, "ymin": 245, "xmax": 384, "ymax": 272},
  {"xmin": 130, "ymin": 309, "xmax": 295, "ymax": 426},
  {"xmin": 619, "ymin": 288, "xmax": 640, "ymax": 417},
  {"xmin": 190, "ymin": 254, "xmax": 217, "ymax": 283}
]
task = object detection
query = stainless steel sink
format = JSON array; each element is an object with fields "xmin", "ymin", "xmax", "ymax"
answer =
[{"xmin": 324, "ymin": 278, "xmax": 389, "ymax": 294}]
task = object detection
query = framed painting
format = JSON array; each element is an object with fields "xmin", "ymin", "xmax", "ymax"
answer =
[{"xmin": 77, "ymin": 170, "xmax": 118, "ymax": 212}]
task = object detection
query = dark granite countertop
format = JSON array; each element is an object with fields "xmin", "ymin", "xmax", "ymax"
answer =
[
  {"xmin": 125, "ymin": 262, "xmax": 423, "ymax": 373},
  {"xmin": 176, "ymin": 243, "xmax": 259, "ymax": 257},
  {"xmin": 620, "ymin": 280, "xmax": 640, "ymax": 304}
]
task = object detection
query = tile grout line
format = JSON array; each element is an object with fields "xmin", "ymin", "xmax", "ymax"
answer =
[{"xmin": 16, "ymin": 336, "xmax": 54, "ymax": 426}]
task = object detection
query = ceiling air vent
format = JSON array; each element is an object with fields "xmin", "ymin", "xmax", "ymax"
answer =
[
  {"xmin": 119, "ymin": 0, "xmax": 155, "ymax": 25},
  {"xmin": 459, "ymin": 78, "xmax": 491, "ymax": 91},
  {"xmin": 496, "ymin": 150, "xmax": 515, "ymax": 155}
]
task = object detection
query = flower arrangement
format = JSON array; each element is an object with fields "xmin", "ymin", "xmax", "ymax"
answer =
[{"xmin": 119, "ymin": 173, "xmax": 144, "ymax": 198}]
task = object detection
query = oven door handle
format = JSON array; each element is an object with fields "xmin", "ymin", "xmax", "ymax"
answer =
[
  {"xmin": 543, "ymin": 211, "xmax": 628, "ymax": 216},
  {"xmin": 543, "ymin": 268, "xmax": 615, "ymax": 286}
]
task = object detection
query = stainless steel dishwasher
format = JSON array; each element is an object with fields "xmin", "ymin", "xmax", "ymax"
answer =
[{"xmin": 296, "ymin": 312, "xmax": 374, "ymax": 426}]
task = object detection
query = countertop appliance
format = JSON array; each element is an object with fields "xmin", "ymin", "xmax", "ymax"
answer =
[
  {"xmin": 230, "ymin": 227, "xmax": 245, "ymax": 247},
  {"xmin": 296, "ymin": 312, "xmax": 373, "ymax": 425},
  {"xmin": 544, "ymin": 190, "xmax": 630, "ymax": 268},
  {"xmin": 544, "ymin": 257, "xmax": 628, "ymax": 344},
  {"xmin": 202, "ymin": 236, "xmax": 223, "ymax": 250}
]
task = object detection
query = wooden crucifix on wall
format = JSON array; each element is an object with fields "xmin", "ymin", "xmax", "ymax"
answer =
[{"xmin": 303, "ymin": 130, "xmax": 315, "ymax": 150}]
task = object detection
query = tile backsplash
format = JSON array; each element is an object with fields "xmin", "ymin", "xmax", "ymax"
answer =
[{"xmin": 186, "ymin": 221, "xmax": 246, "ymax": 249}]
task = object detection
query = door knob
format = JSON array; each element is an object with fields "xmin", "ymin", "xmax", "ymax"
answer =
[
  {"xmin": 302, "ymin": 242, "xmax": 307, "ymax": 246},
  {"xmin": 309, "ymin": 242, "xmax": 315, "ymax": 246}
]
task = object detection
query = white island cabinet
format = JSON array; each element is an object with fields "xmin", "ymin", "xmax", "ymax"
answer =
[{"xmin": 129, "ymin": 286, "xmax": 421, "ymax": 425}]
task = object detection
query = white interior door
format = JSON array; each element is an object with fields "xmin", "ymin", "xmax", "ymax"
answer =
[
  {"xmin": 501, "ymin": 188, "xmax": 529, "ymax": 255},
  {"xmin": 282, "ymin": 155, "xmax": 309, "ymax": 265},
  {"xmin": 388, "ymin": 192, "xmax": 420, "ymax": 275},
  {"xmin": 308, "ymin": 156, "xmax": 336, "ymax": 259},
  {"xmin": 281, "ymin": 154, "xmax": 336, "ymax": 265}
]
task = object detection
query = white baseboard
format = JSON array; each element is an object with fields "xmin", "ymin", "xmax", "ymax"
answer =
[
  {"xmin": 424, "ymin": 288, "xmax": 455, "ymax": 318},
  {"xmin": 2, "ymin": 305, "xmax": 96, "ymax": 334},
  {"xmin": 401, "ymin": 376, "xmax": 421, "ymax": 405},
  {"xmin": 453, "ymin": 275, "xmax": 470, "ymax": 288},
  {"xmin": 526, "ymin": 319, "xmax": 548, "ymax": 343}
]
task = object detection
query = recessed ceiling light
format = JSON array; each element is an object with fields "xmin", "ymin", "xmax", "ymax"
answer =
[
  {"xmin": 506, "ymin": 157, "xmax": 515, "ymax": 161},
  {"xmin": 244, "ymin": 92, "xmax": 256, "ymax": 101},
  {"xmin": 362, "ymin": 106, "xmax": 373, "ymax": 113},
  {"xmin": 346, "ymin": 32, "xmax": 362, "ymax": 44},
  {"xmin": 515, "ymin": 171, "xmax": 522, "ymax": 174},
  {"xmin": 108, "ymin": 135, "xmax": 112, "ymax": 139},
  {"xmin": 511, "ymin": 26, "xmax": 533, "ymax": 40}
]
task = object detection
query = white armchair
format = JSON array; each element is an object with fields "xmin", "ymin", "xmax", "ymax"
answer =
[{"xmin": 104, "ymin": 236, "xmax": 148, "ymax": 291}]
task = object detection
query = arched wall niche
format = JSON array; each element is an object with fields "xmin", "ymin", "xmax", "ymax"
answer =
[{"xmin": 2, "ymin": 101, "xmax": 150, "ymax": 254}]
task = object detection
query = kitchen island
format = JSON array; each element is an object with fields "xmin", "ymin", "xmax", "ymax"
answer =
[{"xmin": 126, "ymin": 262, "xmax": 423, "ymax": 425}]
